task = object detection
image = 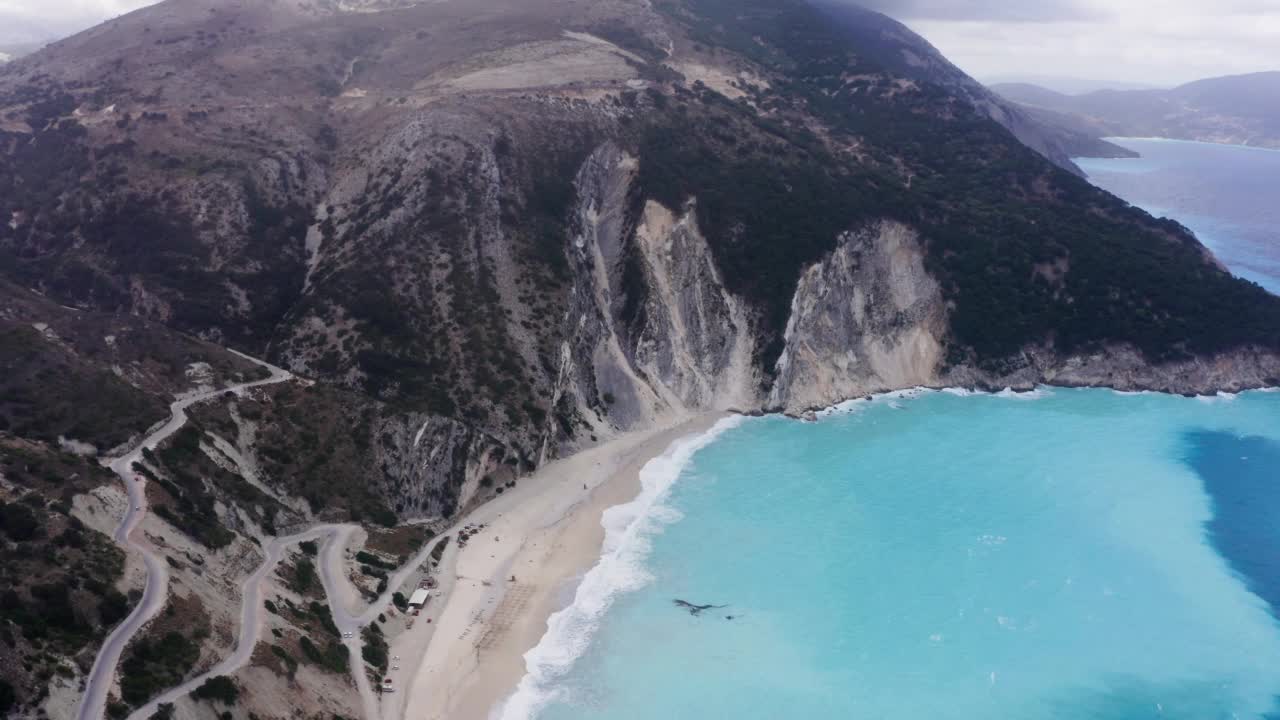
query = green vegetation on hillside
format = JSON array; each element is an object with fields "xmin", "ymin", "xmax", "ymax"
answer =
[
  {"xmin": 192, "ymin": 676, "xmax": 239, "ymax": 706},
  {"xmin": 0, "ymin": 439, "xmax": 129, "ymax": 711},
  {"xmin": 146, "ymin": 423, "xmax": 287, "ymax": 548},
  {"xmin": 650, "ymin": 0, "xmax": 1280, "ymax": 369},
  {"xmin": 0, "ymin": 78, "xmax": 309, "ymax": 351},
  {"xmin": 118, "ymin": 594, "xmax": 211, "ymax": 708},
  {"xmin": 299, "ymin": 635, "xmax": 348, "ymax": 674},
  {"xmin": 360, "ymin": 624, "xmax": 388, "ymax": 679},
  {"xmin": 0, "ymin": 324, "xmax": 167, "ymax": 448},
  {"xmin": 191, "ymin": 385, "xmax": 416, "ymax": 520}
]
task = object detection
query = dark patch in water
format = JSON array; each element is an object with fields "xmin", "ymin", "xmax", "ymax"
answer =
[
  {"xmin": 1184, "ymin": 430, "xmax": 1280, "ymax": 618},
  {"xmin": 672, "ymin": 599, "xmax": 728, "ymax": 616},
  {"xmin": 1044, "ymin": 675, "xmax": 1266, "ymax": 719}
]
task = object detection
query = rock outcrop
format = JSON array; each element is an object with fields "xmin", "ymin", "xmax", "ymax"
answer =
[
  {"xmin": 768, "ymin": 222, "xmax": 945, "ymax": 412},
  {"xmin": 547, "ymin": 143, "xmax": 759, "ymax": 453}
]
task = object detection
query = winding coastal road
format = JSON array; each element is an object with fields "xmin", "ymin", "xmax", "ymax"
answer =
[
  {"xmin": 126, "ymin": 524, "xmax": 359, "ymax": 720},
  {"xmin": 75, "ymin": 355, "xmax": 294, "ymax": 720},
  {"xmin": 74, "ymin": 347, "xmax": 473, "ymax": 720},
  {"xmin": 121, "ymin": 512, "xmax": 460, "ymax": 720}
]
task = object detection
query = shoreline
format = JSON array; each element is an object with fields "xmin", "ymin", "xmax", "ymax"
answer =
[
  {"xmin": 391, "ymin": 384, "xmax": 1280, "ymax": 720},
  {"xmin": 777, "ymin": 382, "xmax": 1279, "ymax": 421},
  {"xmin": 1095, "ymin": 136, "xmax": 1280, "ymax": 154},
  {"xmin": 399, "ymin": 413, "xmax": 728, "ymax": 720}
]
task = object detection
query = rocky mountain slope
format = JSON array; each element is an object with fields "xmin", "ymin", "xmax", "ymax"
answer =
[
  {"xmin": 993, "ymin": 71, "xmax": 1280, "ymax": 151},
  {"xmin": 806, "ymin": 0, "xmax": 1135, "ymax": 169},
  {"xmin": 2, "ymin": 0, "xmax": 1277, "ymax": 530},
  {"xmin": 2, "ymin": 0, "xmax": 1280, "ymax": 716}
]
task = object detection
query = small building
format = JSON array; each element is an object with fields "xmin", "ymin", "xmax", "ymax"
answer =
[{"xmin": 408, "ymin": 588, "xmax": 430, "ymax": 609}]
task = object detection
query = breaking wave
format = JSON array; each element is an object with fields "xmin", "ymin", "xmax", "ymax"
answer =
[{"xmin": 494, "ymin": 416, "xmax": 747, "ymax": 720}]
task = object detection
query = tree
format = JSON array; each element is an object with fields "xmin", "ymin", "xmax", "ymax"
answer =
[
  {"xmin": 0, "ymin": 501, "xmax": 40, "ymax": 541},
  {"xmin": 99, "ymin": 590, "xmax": 131, "ymax": 626},
  {"xmin": 192, "ymin": 676, "xmax": 239, "ymax": 705},
  {"xmin": 293, "ymin": 558, "xmax": 315, "ymax": 592},
  {"xmin": 0, "ymin": 679, "xmax": 16, "ymax": 714}
]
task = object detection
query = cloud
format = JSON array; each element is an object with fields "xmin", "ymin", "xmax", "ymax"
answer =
[
  {"xmin": 1, "ymin": 0, "xmax": 1276, "ymax": 89},
  {"xmin": 0, "ymin": 0, "xmax": 157, "ymax": 40},
  {"xmin": 855, "ymin": 0, "xmax": 1100, "ymax": 23},
  {"xmin": 881, "ymin": 0, "xmax": 1280, "ymax": 86}
]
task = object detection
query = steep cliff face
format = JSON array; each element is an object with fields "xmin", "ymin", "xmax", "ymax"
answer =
[
  {"xmin": 545, "ymin": 143, "xmax": 759, "ymax": 454},
  {"xmin": 768, "ymin": 222, "xmax": 946, "ymax": 412},
  {"xmin": 371, "ymin": 412, "xmax": 510, "ymax": 516},
  {"xmin": 627, "ymin": 199, "xmax": 760, "ymax": 412},
  {"xmin": 739, "ymin": 217, "xmax": 1280, "ymax": 412}
]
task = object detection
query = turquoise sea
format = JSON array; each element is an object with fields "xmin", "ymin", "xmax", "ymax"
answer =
[
  {"xmin": 1076, "ymin": 138, "xmax": 1280, "ymax": 294},
  {"xmin": 501, "ymin": 388, "xmax": 1280, "ymax": 720}
]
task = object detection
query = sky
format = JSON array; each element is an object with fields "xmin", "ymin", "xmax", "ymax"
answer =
[
  {"xmin": 863, "ymin": 0, "xmax": 1280, "ymax": 88},
  {"xmin": 0, "ymin": 0, "xmax": 155, "ymax": 43},
  {"xmin": 1, "ymin": 0, "xmax": 1278, "ymax": 89}
]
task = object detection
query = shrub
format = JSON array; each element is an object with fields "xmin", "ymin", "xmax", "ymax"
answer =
[
  {"xmin": 120, "ymin": 631, "xmax": 201, "ymax": 705},
  {"xmin": 360, "ymin": 625, "xmax": 388, "ymax": 674},
  {"xmin": 270, "ymin": 645, "xmax": 298, "ymax": 677},
  {"xmin": 354, "ymin": 551, "xmax": 394, "ymax": 570},
  {"xmin": 192, "ymin": 676, "xmax": 238, "ymax": 705},
  {"xmin": 0, "ymin": 501, "xmax": 40, "ymax": 541},
  {"xmin": 299, "ymin": 636, "xmax": 348, "ymax": 674},
  {"xmin": 0, "ymin": 680, "xmax": 15, "ymax": 714},
  {"xmin": 293, "ymin": 558, "xmax": 315, "ymax": 592},
  {"xmin": 99, "ymin": 590, "xmax": 131, "ymax": 626}
]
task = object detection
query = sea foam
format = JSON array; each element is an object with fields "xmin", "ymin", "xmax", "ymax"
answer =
[
  {"xmin": 819, "ymin": 385, "xmax": 1051, "ymax": 417},
  {"xmin": 494, "ymin": 416, "xmax": 747, "ymax": 720}
]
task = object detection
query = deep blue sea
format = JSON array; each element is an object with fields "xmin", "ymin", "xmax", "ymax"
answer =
[
  {"xmin": 501, "ymin": 388, "xmax": 1280, "ymax": 720},
  {"xmin": 1076, "ymin": 138, "xmax": 1280, "ymax": 294}
]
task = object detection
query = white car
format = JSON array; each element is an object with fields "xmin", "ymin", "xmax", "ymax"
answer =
[{"xmin": 392, "ymin": 665, "xmax": 399, "ymax": 670}]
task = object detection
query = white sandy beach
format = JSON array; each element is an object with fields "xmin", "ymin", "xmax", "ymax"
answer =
[{"xmin": 394, "ymin": 413, "xmax": 726, "ymax": 720}]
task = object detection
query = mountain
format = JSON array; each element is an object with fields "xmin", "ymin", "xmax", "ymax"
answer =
[
  {"xmin": 0, "ymin": 11, "xmax": 82, "ymax": 62},
  {"xmin": 993, "ymin": 72, "xmax": 1280, "ymax": 150},
  {"xmin": 3, "ymin": 0, "xmax": 1280, "ymax": 716},
  {"xmin": 981, "ymin": 75, "xmax": 1160, "ymax": 95},
  {"xmin": 805, "ymin": 0, "xmax": 1134, "ymax": 169}
]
